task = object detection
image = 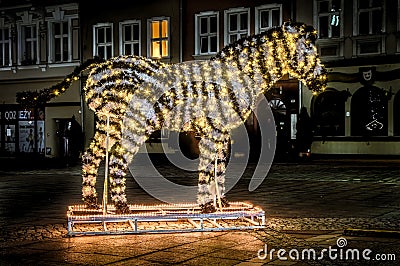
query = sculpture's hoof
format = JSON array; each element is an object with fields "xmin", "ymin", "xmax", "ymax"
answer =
[
  {"xmin": 115, "ymin": 203, "xmax": 130, "ymax": 214},
  {"xmin": 220, "ymin": 197, "xmax": 230, "ymax": 208},
  {"xmin": 84, "ymin": 197, "xmax": 100, "ymax": 209},
  {"xmin": 200, "ymin": 202, "xmax": 216, "ymax": 213}
]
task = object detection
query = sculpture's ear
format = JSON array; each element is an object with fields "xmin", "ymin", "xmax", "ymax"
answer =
[
  {"xmin": 282, "ymin": 21, "xmax": 291, "ymax": 32},
  {"xmin": 304, "ymin": 25, "xmax": 318, "ymax": 43},
  {"xmin": 282, "ymin": 21, "xmax": 297, "ymax": 34}
]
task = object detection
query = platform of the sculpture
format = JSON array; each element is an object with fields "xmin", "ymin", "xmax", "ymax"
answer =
[{"xmin": 67, "ymin": 202, "xmax": 265, "ymax": 236}]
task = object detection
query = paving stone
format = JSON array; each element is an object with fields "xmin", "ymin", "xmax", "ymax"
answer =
[{"xmin": 1, "ymin": 159, "xmax": 399, "ymax": 264}]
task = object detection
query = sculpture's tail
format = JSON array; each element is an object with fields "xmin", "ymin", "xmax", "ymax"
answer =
[{"xmin": 16, "ymin": 57, "xmax": 105, "ymax": 107}]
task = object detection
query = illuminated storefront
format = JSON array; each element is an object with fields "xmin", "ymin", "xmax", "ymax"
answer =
[{"xmin": 0, "ymin": 105, "xmax": 45, "ymax": 155}]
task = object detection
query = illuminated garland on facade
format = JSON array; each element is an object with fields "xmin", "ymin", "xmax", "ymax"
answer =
[
  {"xmin": 16, "ymin": 21, "xmax": 327, "ymax": 214},
  {"xmin": 16, "ymin": 57, "xmax": 105, "ymax": 107}
]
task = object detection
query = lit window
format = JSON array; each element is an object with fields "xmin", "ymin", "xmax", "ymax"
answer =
[
  {"xmin": 0, "ymin": 27, "xmax": 11, "ymax": 66},
  {"xmin": 255, "ymin": 4, "xmax": 282, "ymax": 34},
  {"xmin": 93, "ymin": 23, "xmax": 113, "ymax": 59},
  {"xmin": 224, "ymin": 8, "xmax": 250, "ymax": 45},
  {"xmin": 119, "ymin": 20, "xmax": 141, "ymax": 56},
  {"xmin": 195, "ymin": 11, "xmax": 219, "ymax": 55},
  {"xmin": 148, "ymin": 18, "xmax": 169, "ymax": 59},
  {"xmin": 21, "ymin": 25, "xmax": 38, "ymax": 65},
  {"xmin": 316, "ymin": 0, "xmax": 341, "ymax": 38}
]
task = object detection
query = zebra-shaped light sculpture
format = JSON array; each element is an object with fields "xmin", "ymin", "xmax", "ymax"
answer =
[{"xmin": 17, "ymin": 21, "xmax": 327, "ymax": 214}]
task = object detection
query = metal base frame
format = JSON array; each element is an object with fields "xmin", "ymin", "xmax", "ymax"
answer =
[{"xmin": 67, "ymin": 202, "xmax": 265, "ymax": 236}]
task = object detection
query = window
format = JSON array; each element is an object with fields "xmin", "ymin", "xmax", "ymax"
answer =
[
  {"xmin": 355, "ymin": 0, "xmax": 384, "ymax": 35},
  {"xmin": 255, "ymin": 4, "xmax": 282, "ymax": 34},
  {"xmin": 195, "ymin": 11, "xmax": 219, "ymax": 55},
  {"xmin": 21, "ymin": 24, "xmax": 38, "ymax": 65},
  {"xmin": 224, "ymin": 8, "xmax": 250, "ymax": 45},
  {"xmin": 119, "ymin": 20, "xmax": 141, "ymax": 56},
  {"xmin": 398, "ymin": 0, "xmax": 400, "ymax": 34},
  {"xmin": 351, "ymin": 86, "xmax": 388, "ymax": 136},
  {"xmin": 359, "ymin": 39, "xmax": 380, "ymax": 54},
  {"xmin": 394, "ymin": 91, "xmax": 400, "ymax": 136},
  {"xmin": 0, "ymin": 27, "xmax": 11, "ymax": 66},
  {"xmin": 148, "ymin": 17, "xmax": 169, "ymax": 59},
  {"xmin": 315, "ymin": 0, "xmax": 341, "ymax": 39},
  {"xmin": 50, "ymin": 21, "xmax": 69, "ymax": 62},
  {"xmin": 311, "ymin": 88, "xmax": 347, "ymax": 136},
  {"xmin": 320, "ymin": 45, "xmax": 339, "ymax": 56},
  {"xmin": 93, "ymin": 23, "xmax": 113, "ymax": 59},
  {"xmin": 46, "ymin": 5, "xmax": 79, "ymax": 63}
]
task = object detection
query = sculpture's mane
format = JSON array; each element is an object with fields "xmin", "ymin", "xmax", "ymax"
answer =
[{"xmin": 212, "ymin": 21, "xmax": 317, "ymax": 62}]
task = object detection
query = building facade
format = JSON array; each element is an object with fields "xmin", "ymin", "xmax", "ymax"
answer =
[
  {"xmin": 182, "ymin": 0, "xmax": 303, "ymax": 159},
  {"xmin": 79, "ymin": 0, "xmax": 181, "ymax": 154},
  {"xmin": 0, "ymin": 0, "xmax": 81, "ymax": 158},
  {"xmin": 3, "ymin": 0, "xmax": 399, "ymax": 159},
  {"xmin": 297, "ymin": 0, "xmax": 400, "ymax": 155}
]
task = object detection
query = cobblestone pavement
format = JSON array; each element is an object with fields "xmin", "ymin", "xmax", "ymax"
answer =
[{"xmin": 0, "ymin": 158, "xmax": 399, "ymax": 265}]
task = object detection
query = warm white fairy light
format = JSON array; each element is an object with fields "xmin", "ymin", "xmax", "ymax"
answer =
[{"xmin": 17, "ymin": 22, "xmax": 326, "ymax": 214}]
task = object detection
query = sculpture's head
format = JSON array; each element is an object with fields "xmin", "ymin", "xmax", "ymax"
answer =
[{"xmin": 280, "ymin": 21, "xmax": 327, "ymax": 93}]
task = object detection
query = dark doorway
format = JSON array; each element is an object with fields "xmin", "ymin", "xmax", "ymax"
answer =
[{"xmin": 55, "ymin": 116, "xmax": 83, "ymax": 165}]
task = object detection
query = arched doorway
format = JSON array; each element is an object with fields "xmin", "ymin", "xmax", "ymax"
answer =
[
  {"xmin": 268, "ymin": 98, "xmax": 289, "ymax": 158},
  {"xmin": 394, "ymin": 91, "xmax": 400, "ymax": 136},
  {"xmin": 351, "ymin": 86, "xmax": 388, "ymax": 136},
  {"xmin": 311, "ymin": 88, "xmax": 348, "ymax": 137}
]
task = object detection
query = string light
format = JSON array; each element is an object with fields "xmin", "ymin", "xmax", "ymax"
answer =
[{"xmin": 16, "ymin": 21, "xmax": 327, "ymax": 214}]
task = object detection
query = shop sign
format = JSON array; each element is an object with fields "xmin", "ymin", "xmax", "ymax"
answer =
[
  {"xmin": 19, "ymin": 110, "xmax": 33, "ymax": 120},
  {"xmin": 4, "ymin": 111, "xmax": 17, "ymax": 120}
]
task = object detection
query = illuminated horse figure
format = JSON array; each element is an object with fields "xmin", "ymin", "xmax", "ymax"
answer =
[{"xmin": 16, "ymin": 21, "xmax": 326, "ymax": 214}]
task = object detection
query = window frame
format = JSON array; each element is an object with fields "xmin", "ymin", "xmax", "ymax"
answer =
[
  {"xmin": 119, "ymin": 20, "xmax": 141, "ymax": 56},
  {"xmin": 351, "ymin": 86, "xmax": 388, "ymax": 137},
  {"xmin": 17, "ymin": 22, "xmax": 40, "ymax": 65},
  {"xmin": 311, "ymin": 88, "xmax": 346, "ymax": 137},
  {"xmin": 313, "ymin": 0, "xmax": 345, "ymax": 59},
  {"xmin": 398, "ymin": 0, "xmax": 400, "ymax": 53},
  {"xmin": 313, "ymin": 0, "xmax": 343, "ymax": 39},
  {"xmin": 354, "ymin": 37, "xmax": 384, "ymax": 55},
  {"xmin": 398, "ymin": 0, "xmax": 400, "ymax": 32},
  {"xmin": 0, "ymin": 25, "xmax": 12, "ymax": 67},
  {"xmin": 394, "ymin": 91, "xmax": 400, "ymax": 136},
  {"xmin": 255, "ymin": 4, "xmax": 282, "ymax": 34},
  {"xmin": 353, "ymin": 0, "xmax": 385, "ymax": 36},
  {"xmin": 93, "ymin": 22, "xmax": 114, "ymax": 60},
  {"xmin": 195, "ymin": 11, "xmax": 219, "ymax": 56},
  {"xmin": 224, "ymin": 7, "xmax": 250, "ymax": 46},
  {"xmin": 147, "ymin": 17, "xmax": 170, "ymax": 59},
  {"xmin": 47, "ymin": 19, "xmax": 73, "ymax": 63}
]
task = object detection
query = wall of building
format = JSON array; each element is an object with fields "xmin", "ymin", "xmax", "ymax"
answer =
[
  {"xmin": 297, "ymin": 0, "xmax": 400, "ymax": 155},
  {"xmin": 79, "ymin": 0, "xmax": 181, "ymax": 63},
  {"xmin": 182, "ymin": 0, "xmax": 292, "ymax": 62},
  {"xmin": 0, "ymin": 2, "xmax": 81, "ymax": 158},
  {"xmin": 78, "ymin": 0, "xmax": 182, "ymax": 150}
]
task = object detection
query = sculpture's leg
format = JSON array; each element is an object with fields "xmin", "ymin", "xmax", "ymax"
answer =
[
  {"xmin": 81, "ymin": 131, "xmax": 106, "ymax": 208},
  {"xmin": 216, "ymin": 133, "xmax": 230, "ymax": 208},
  {"xmin": 109, "ymin": 141, "xmax": 132, "ymax": 214},
  {"xmin": 197, "ymin": 130, "xmax": 230, "ymax": 213},
  {"xmin": 118, "ymin": 106, "xmax": 155, "ymax": 213}
]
